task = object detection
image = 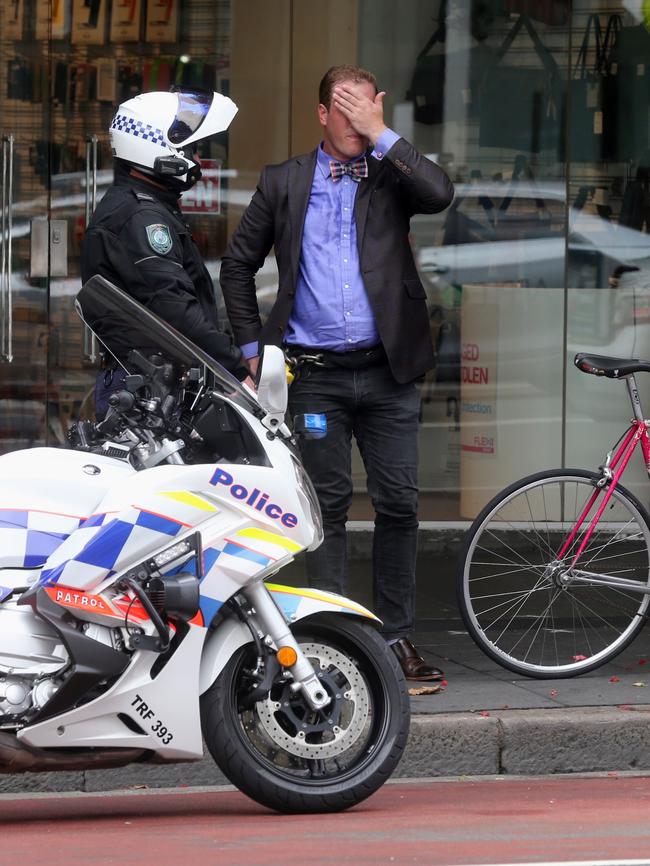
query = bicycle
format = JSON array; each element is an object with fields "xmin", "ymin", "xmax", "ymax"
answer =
[{"xmin": 457, "ymin": 352, "xmax": 650, "ymax": 679}]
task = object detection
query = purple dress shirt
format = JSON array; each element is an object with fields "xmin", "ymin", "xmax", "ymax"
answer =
[{"xmin": 241, "ymin": 128, "xmax": 401, "ymax": 359}]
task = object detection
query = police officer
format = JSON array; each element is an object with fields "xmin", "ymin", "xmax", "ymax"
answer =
[{"xmin": 81, "ymin": 88, "xmax": 247, "ymax": 417}]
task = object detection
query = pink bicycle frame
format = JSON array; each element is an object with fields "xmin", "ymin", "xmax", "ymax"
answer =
[{"xmin": 557, "ymin": 375, "xmax": 650, "ymax": 569}]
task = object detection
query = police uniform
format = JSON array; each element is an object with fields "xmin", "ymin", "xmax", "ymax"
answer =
[{"xmin": 82, "ymin": 165, "xmax": 244, "ymax": 414}]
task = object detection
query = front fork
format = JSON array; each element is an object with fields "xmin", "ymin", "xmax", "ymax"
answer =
[{"xmin": 237, "ymin": 580, "xmax": 331, "ymax": 712}]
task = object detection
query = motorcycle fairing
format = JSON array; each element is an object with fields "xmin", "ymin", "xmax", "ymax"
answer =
[
  {"xmin": 33, "ymin": 461, "xmax": 315, "ymax": 628},
  {"xmin": 37, "ymin": 505, "xmax": 189, "ymax": 589},
  {"xmin": 19, "ymin": 623, "xmax": 206, "ymax": 760},
  {"xmin": 0, "ymin": 508, "xmax": 79, "ymax": 569},
  {"xmin": 22, "ymin": 587, "xmax": 131, "ymax": 724},
  {"xmin": 0, "ymin": 449, "xmax": 135, "ymax": 570},
  {"xmin": 20, "ymin": 584, "xmax": 379, "ymax": 757},
  {"xmin": 35, "ymin": 456, "xmax": 313, "ymax": 592}
]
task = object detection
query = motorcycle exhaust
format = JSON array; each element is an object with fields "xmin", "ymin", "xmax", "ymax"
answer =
[{"xmin": 0, "ymin": 731, "xmax": 147, "ymax": 774}]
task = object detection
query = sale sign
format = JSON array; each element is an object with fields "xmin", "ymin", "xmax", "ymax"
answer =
[{"xmin": 182, "ymin": 160, "xmax": 222, "ymax": 214}]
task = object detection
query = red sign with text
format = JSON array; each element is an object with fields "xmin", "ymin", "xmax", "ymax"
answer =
[{"xmin": 182, "ymin": 159, "xmax": 222, "ymax": 214}]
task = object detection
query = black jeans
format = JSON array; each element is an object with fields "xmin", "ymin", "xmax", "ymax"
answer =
[{"xmin": 288, "ymin": 360, "xmax": 421, "ymax": 640}]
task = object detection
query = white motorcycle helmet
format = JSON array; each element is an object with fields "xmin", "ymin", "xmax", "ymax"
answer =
[{"xmin": 109, "ymin": 88, "xmax": 238, "ymax": 191}]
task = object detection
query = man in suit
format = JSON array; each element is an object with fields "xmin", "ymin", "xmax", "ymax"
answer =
[{"xmin": 220, "ymin": 65, "xmax": 454, "ymax": 681}]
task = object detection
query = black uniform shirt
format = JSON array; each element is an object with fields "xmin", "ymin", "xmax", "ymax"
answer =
[{"xmin": 81, "ymin": 164, "xmax": 244, "ymax": 375}]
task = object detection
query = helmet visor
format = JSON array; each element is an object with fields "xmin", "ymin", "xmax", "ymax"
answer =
[{"xmin": 167, "ymin": 89, "xmax": 213, "ymax": 145}]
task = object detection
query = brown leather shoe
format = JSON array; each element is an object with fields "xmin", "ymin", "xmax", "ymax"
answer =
[{"xmin": 391, "ymin": 638, "xmax": 444, "ymax": 682}]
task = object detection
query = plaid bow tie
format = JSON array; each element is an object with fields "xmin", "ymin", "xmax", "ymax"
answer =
[{"xmin": 329, "ymin": 155, "xmax": 368, "ymax": 183}]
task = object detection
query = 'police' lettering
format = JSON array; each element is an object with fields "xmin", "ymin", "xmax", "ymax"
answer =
[{"xmin": 209, "ymin": 467, "xmax": 299, "ymax": 527}]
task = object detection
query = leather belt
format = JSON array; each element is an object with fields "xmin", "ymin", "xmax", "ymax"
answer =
[{"xmin": 285, "ymin": 344, "xmax": 387, "ymax": 370}]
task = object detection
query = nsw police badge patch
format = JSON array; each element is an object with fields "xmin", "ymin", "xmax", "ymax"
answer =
[{"xmin": 146, "ymin": 224, "xmax": 173, "ymax": 255}]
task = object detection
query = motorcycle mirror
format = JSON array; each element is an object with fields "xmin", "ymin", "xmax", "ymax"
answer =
[{"xmin": 256, "ymin": 345, "xmax": 288, "ymax": 432}]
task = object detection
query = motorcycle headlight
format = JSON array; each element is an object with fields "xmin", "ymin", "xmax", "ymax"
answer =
[{"xmin": 292, "ymin": 456, "xmax": 323, "ymax": 546}]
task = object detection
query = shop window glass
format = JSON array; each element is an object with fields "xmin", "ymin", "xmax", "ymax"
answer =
[
  {"xmin": 359, "ymin": 0, "xmax": 569, "ymax": 519},
  {"xmin": 0, "ymin": 0, "xmax": 51, "ymax": 452},
  {"xmin": 565, "ymin": 0, "xmax": 650, "ymax": 504},
  {"xmin": 4, "ymin": 0, "xmax": 648, "ymax": 527}
]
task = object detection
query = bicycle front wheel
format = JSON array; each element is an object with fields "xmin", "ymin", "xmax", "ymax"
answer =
[{"xmin": 458, "ymin": 469, "xmax": 650, "ymax": 678}]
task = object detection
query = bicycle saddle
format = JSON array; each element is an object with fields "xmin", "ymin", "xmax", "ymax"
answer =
[{"xmin": 575, "ymin": 353, "xmax": 650, "ymax": 378}]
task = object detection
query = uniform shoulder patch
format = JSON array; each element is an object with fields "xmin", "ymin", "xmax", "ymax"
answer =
[
  {"xmin": 135, "ymin": 191, "xmax": 156, "ymax": 201},
  {"xmin": 146, "ymin": 223, "xmax": 173, "ymax": 255}
]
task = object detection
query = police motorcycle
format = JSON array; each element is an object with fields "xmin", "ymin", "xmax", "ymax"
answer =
[{"xmin": 0, "ymin": 276, "xmax": 409, "ymax": 813}]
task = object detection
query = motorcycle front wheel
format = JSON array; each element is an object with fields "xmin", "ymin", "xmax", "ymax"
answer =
[{"xmin": 200, "ymin": 613, "xmax": 410, "ymax": 813}]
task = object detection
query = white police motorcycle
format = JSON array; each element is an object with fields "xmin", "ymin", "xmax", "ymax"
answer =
[{"xmin": 0, "ymin": 276, "xmax": 409, "ymax": 813}]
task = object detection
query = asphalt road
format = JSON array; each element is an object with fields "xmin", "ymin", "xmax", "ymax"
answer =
[{"xmin": 4, "ymin": 774, "xmax": 650, "ymax": 866}]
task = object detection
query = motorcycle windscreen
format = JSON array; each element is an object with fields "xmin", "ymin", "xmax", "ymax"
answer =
[{"xmin": 75, "ymin": 275, "xmax": 258, "ymax": 411}]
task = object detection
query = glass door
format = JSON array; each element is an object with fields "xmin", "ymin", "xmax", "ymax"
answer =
[
  {"xmin": 47, "ymin": 0, "xmax": 237, "ymax": 438},
  {"xmin": 0, "ymin": 0, "xmax": 291, "ymax": 450},
  {"xmin": 0, "ymin": 0, "xmax": 51, "ymax": 452}
]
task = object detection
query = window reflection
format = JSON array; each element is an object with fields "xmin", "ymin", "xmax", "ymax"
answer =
[
  {"xmin": 565, "ymin": 5, "xmax": 650, "ymax": 505},
  {"xmin": 360, "ymin": 0, "xmax": 569, "ymax": 517},
  {"xmin": 1, "ymin": 0, "xmax": 649, "ymax": 522}
]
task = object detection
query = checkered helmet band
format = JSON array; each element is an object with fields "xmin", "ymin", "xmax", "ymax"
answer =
[{"xmin": 110, "ymin": 114, "xmax": 165, "ymax": 146}]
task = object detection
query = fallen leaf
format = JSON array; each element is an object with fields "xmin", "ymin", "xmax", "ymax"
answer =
[
  {"xmin": 549, "ymin": 689, "xmax": 558, "ymax": 697},
  {"xmin": 609, "ymin": 676, "xmax": 620, "ymax": 683},
  {"xmin": 633, "ymin": 681, "xmax": 646, "ymax": 687},
  {"xmin": 572, "ymin": 654, "xmax": 587, "ymax": 661},
  {"xmin": 408, "ymin": 684, "xmax": 441, "ymax": 696},
  {"xmin": 618, "ymin": 704, "xmax": 633, "ymax": 711},
  {"xmin": 607, "ymin": 771, "xmax": 619, "ymax": 777},
  {"xmin": 478, "ymin": 710, "xmax": 490, "ymax": 717},
  {"xmin": 501, "ymin": 704, "xmax": 510, "ymax": 709}
]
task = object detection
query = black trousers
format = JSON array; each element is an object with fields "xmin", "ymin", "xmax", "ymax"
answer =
[{"xmin": 288, "ymin": 360, "xmax": 421, "ymax": 640}]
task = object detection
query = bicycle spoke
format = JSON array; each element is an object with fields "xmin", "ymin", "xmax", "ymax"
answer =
[
  {"xmin": 468, "ymin": 563, "xmax": 547, "ymax": 582},
  {"xmin": 505, "ymin": 586, "xmax": 562, "ymax": 660},
  {"xmin": 460, "ymin": 472, "xmax": 650, "ymax": 676},
  {"xmin": 474, "ymin": 540, "xmax": 537, "ymax": 569},
  {"xmin": 579, "ymin": 517, "xmax": 642, "ymax": 568},
  {"xmin": 480, "ymin": 529, "xmax": 547, "ymax": 569},
  {"xmin": 523, "ymin": 490, "xmax": 558, "ymax": 561},
  {"xmin": 471, "ymin": 582, "xmax": 555, "ymax": 611}
]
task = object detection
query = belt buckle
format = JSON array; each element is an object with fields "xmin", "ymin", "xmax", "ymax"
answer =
[{"xmin": 299, "ymin": 352, "xmax": 325, "ymax": 367}]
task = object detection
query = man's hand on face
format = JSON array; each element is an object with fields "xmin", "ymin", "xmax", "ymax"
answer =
[{"xmin": 332, "ymin": 84, "xmax": 387, "ymax": 146}]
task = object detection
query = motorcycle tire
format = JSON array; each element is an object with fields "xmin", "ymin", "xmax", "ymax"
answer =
[{"xmin": 200, "ymin": 613, "xmax": 410, "ymax": 814}]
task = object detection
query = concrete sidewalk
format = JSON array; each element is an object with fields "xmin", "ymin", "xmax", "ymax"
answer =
[
  {"xmin": 404, "ymin": 617, "xmax": 650, "ymax": 777},
  {"xmin": 4, "ymin": 529, "xmax": 650, "ymax": 793}
]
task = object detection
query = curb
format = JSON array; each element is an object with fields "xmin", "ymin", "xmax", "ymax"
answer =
[
  {"xmin": 401, "ymin": 706, "xmax": 650, "ymax": 777},
  {"xmin": 3, "ymin": 706, "xmax": 650, "ymax": 794}
]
